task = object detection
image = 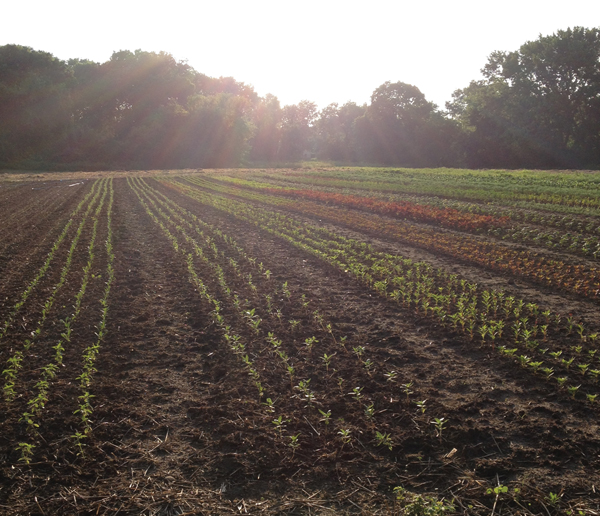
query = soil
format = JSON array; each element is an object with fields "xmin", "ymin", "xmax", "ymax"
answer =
[{"xmin": 0, "ymin": 174, "xmax": 599, "ymax": 515}]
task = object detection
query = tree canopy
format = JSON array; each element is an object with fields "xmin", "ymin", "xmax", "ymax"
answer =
[
  {"xmin": 447, "ymin": 27, "xmax": 600, "ymax": 168},
  {"xmin": 2, "ymin": 28, "xmax": 600, "ymax": 170}
]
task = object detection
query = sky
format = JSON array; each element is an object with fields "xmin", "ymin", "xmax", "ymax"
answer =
[{"xmin": 2, "ymin": 0, "xmax": 600, "ymax": 111}]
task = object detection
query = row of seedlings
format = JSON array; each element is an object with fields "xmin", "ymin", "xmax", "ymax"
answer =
[
  {"xmin": 180, "ymin": 175, "xmax": 600, "ymax": 301},
  {"xmin": 145, "ymin": 178, "xmax": 451, "ymax": 458},
  {"xmin": 13, "ymin": 179, "xmax": 109, "ymax": 463},
  {"xmin": 163, "ymin": 178, "xmax": 600, "ymax": 404},
  {"xmin": 2, "ymin": 180, "xmax": 105, "ymax": 403}
]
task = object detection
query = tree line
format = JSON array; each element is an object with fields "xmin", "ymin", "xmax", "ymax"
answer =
[{"xmin": 1, "ymin": 27, "xmax": 599, "ymax": 170}]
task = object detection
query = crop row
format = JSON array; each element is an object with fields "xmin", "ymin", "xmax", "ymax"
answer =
[
  {"xmin": 2, "ymin": 180, "xmax": 105, "ymax": 403},
  {"xmin": 0, "ymin": 180, "xmax": 100, "ymax": 343},
  {"xmin": 161, "ymin": 177, "xmax": 600, "ymax": 403},
  {"xmin": 131, "ymin": 177, "xmax": 452, "ymax": 458},
  {"xmin": 208, "ymin": 175, "xmax": 509, "ymax": 232},
  {"xmin": 211, "ymin": 174, "xmax": 600, "ymax": 261},
  {"xmin": 72, "ymin": 179, "xmax": 115, "ymax": 455},
  {"xmin": 181, "ymin": 176, "xmax": 600, "ymax": 301},
  {"xmin": 252, "ymin": 168, "xmax": 600, "ymax": 209},
  {"xmin": 1, "ymin": 179, "xmax": 113, "ymax": 464}
]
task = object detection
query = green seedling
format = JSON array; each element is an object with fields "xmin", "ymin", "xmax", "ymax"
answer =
[
  {"xmin": 562, "ymin": 357, "xmax": 575, "ymax": 369},
  {"xmin": 272, "ymin": 416, "xmax": 289, "ymax": 436},
  {"xmin": 363, "ymin": 358, "xmax": 374, "ymax": 373},
  {"xmin": 318, "ymin": 409, "xmax": 331, "ymax": 426},
  {"xmin": 586, "ymin": 393, "xmax": 598, "ymax": 403},
  {"xmin": 16, "ymin": 442, "xmax": 35, "ymax": 464},
  {"xmin": 304, "ymin": 336, "xmax": 318, "ymax": 353},
  {"xmin": 486, "ymin": 485, "xmax": 508, "ymax": 496},
  {"xmin": 529, "ymin": 361, "xmax": 543, "ymax": 372},
  {"xmin": 557, "ymin": 376, "xmax": 568, "ymax": 387},
  {"xmin": 288, "ymin": 433, "xmax": 300, "ymax": 454},
  {"xmin": 431, "ymin": 417, "xmax": 448, "ymax": 440},
  {"xmin": 286, "ymin": 366, "xmax": 295, "ymax": 388},
  {"xmin": 364, "ymin": 403, "xmax": 375, "ymax": 419},
  {"xmin": 541, "ymin": 367, "xmax": 554, "ymax": 379},
  {"xmin": 300, "ymin": 294, "xmax": 309, "ymax": 309},
  {"xmin": 338, "ymin": 428, "xmax": 351, "ymax": 445},
  {"xmin": 350, "ymin": 386, "xmax": 363, "ymax": 402},
  {"xmin": 546, "ymin": 492, "xmax": 561, "ymax": 507},
  {"xmin": 384, "ymin": 370, "xmax": 398, "ymax": 383},
  {"xmin": 578, "ymin": 364, "xmax": 590, "ymax": 376},
  {"xmin": 401, "ymin": 382, "xmax": 414, "ymax": 402},
  {"xmin": 567, "ymin": 385, "xmax": 581, "ymax": 398},
  {"xmin": 72, "ymin": 431, "xmax": 87, "ymax": 457},
  {"xmin": 415, "ymin": 400, "xmax": 427, "ymax": 414},
  {"xmin": 352, "ymin": 346, "xmax": 365, "ymax": 359},
  {"xmin": 374, "ymin": 431, "xmax": 393, "ymax": 451},
  {"xmin": 394, "ymin": 486, "xmax": 455, "ymax": 514},
  {"xmin": 262, "ymin": 398, "xmax": 275, "ymax": 413},
  {"xmin": 321, "ymin": 353, "xmax": 334, "ymax": 372}
]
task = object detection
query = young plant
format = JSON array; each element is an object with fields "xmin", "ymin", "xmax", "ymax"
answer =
[
  {"xmin": 338, "ymin": 428, "xmax": 352, "ymax": 446},
  {"xmin": 384, "ymin": 370, "xmax": 398, "ymax": 383},
  {"xmin": 374, "ymin": 431, "xmax": 393, "ymax": 451},
  {"xmin": 352, "ymin": 345, "xmax": 365, "ymax": 359},
  {"xmin": 431, "ymin": 417, "xmax": 448, "ymax": 441},
  {"xmin": 304, "ymin": 336, "xmax": 318, "ymax": 353},
  {"xmin": 288, "ymin": 433, "xmax": 301, "ymax": 455},
  {"xmin": 401, "ymin": 382, "xmax": 414, "ymax": 402},
  {"xmin": 415, "ymin": 400, "xmax": 427, "ymax": 414},
  {"xmin": 350, "ymin": 386, "xmax": 363, "ymax": 402},
  {"xmin": 262, "ymin": 397, "xmax": 275, "ymax": 413},
  {"xmin": 321, "ymin": 353, "xmax": 334, "ymax": 372},
  {"xmin": 16, "ymin": 442, "xmax": 35, "ymax": 464},
  {"xmin": 318, "ymin": 409, "xmax": 332, "ymax": 426},
  {"xmin": 567, "ymin": 385, "xmax": 581, "ymax": 398},
  {"xmin": 272, "ymin": 415, "xmax": 289, "ymax": 436}
]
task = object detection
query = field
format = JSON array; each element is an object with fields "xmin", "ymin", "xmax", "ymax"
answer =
[{"xmin": 1, "ymin": 167, "xmax": 600, "ymax": 515}]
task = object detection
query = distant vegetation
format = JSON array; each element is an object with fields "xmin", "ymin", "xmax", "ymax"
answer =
[{"xmin": 1, "ymin": 27, "xmax": 600, "ymax": 170}]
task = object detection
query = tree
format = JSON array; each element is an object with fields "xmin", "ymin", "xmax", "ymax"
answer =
[
  {"xmin": 356, "ymin": 81, "xmax": 457, "ymax": 166},
  {"xmin": 278, "ymin": 100, "xmax": 317, "ymax": 161},
  {"xmin": 315, "ymin": 102, "xmax": 365, "ymax": 161},
  {"xmin": 248, "ymin": 94, "xmax": 281, "ymax": 162},
  {"xmin": 449, "ymin": 27, "xmax": 600, "ymax": 168},
  {"xmin": 0, "ymin": 45, "xmax": 73, "ymax": 165}
]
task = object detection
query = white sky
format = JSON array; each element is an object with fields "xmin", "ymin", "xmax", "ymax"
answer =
[{"xmin": 2, "ymin": 0, "xmax": 599, "ymax": 110}]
